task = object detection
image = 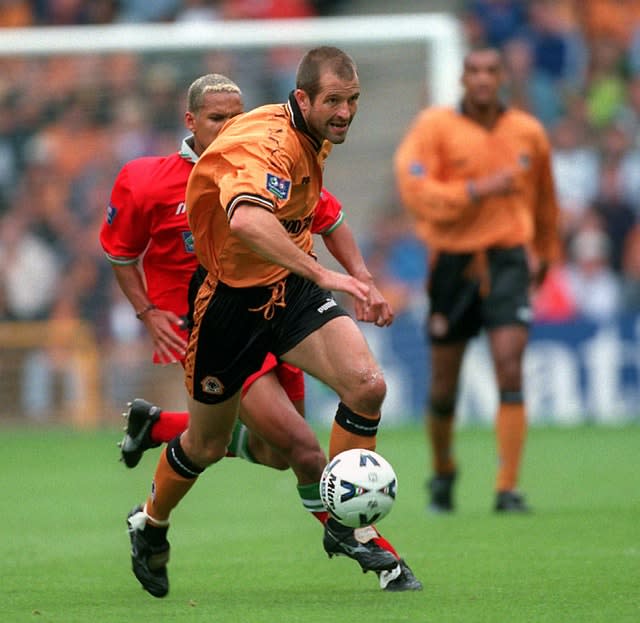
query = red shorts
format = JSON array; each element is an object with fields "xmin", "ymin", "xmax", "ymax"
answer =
[{"xmin": 241, "ymin": 353, "xmax": 305, "ymax": 402}]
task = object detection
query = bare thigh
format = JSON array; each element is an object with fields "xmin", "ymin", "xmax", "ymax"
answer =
[
  {"xmin": 280, "ymin": 315, "xmax": 386, "ymax": 415},
  {"xmin": 430, "ymin": 341, "xmax": 468, "ymax": 406},
  {"xmin": 488, "ymin": 325, "xmax": 528, "ymax": 391}
]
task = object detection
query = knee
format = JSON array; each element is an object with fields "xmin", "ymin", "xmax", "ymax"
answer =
[
  {"xmin": 493, "ymin": 349, "xmax": 523, "ymax": 389},
  {"xmin": 495, "ymin": 363, "xmax": 523, "ymax": 392},
  {"xmin": 182, "ymin": 430, "xmax": 229, "ymax": 468},
  {"xmin": 430, "ymin": 396, "xmax": 456, "ymax": 418},
  {"xmin": 346, "ymin": 365, "xmax": 387, "ymax": 414}
]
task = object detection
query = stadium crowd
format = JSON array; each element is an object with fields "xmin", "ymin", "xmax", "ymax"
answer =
[{"xmin": 2, "ymin": 0, "xmax": 640, "ymax": 346}]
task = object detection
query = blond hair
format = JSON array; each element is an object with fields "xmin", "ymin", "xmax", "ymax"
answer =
[{"xmin": 187, "ymin": 74, "xmax": 242, "ymax": 112}]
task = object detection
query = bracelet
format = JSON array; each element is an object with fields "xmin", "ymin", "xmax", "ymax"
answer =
[{"xmin": 135, "ymin": 304, "xmax": 157, "ymax": 320}]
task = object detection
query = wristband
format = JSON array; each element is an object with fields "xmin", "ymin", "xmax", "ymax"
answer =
[{"xmin": 135, "ymin": 304, "xmax": 157, "ymax": 320}]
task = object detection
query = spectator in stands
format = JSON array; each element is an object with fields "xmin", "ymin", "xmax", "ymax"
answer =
[
  {"xmin": 619, "ymin": 223, "xmax": 640, "ymax": 313},
  {"xmin": 614, "ymin": 75, "xmax": 640, "ymax": 148},
  {"xmin": 598, "ymin": 121, "xmax": 640, "ymax": 211},
  {"xmin": 463, "ymin": 0, "xmax": 529, "ymax": 49},
  {"xmin": 0, "ymin": 211, "xmax": 61, "ymax": 320},
  {"xmin": 175, "ymin": 0, "xmax": 223, "ymax": 22},
  {"xmin": 33, "ymin": 0, "xmax": 118, "ymax": 25},
  {"xmin": 584, "ymin": 37, "xmax": 627, "ymax": 129},
  {"xmin": 550, "ymin": 115, "xmax": 600, "ymax": 236},
  {"xmin": 0, "ymin": 100, "xmax": 19, "ymax": 204},
  {"xmin": 221, "ymin": 0, "xmax": 318, "ymax": 106},
  {"xmin": 502, "ymin": 36, "xmax": 565, "ymax": 128},
  {"xmin": 0, "ymin": 0, "xmax": 33, "ymax": 26},
  {"xmin": 109, "ymin": 95, "xmax": 156, "ymax": 165},
  {"xmin": 579, "ymin": 0, "xmax": 640, "ymax": 50},
  {"xmin": 363, "ymin": 209, "xmax": 428, "ymax": 319},
  {"xmin": 591, "ymin": 159, "xmax": 637, "ymax": 274},
  {"xmin": 143, "ymin": 62, "xmax": 182, "ymax": 131},
  {"xmin": 519, "ymin": 0, "xmax": 588, "ymax": 92},
  {"xmin": 115, "ymin": 0, "xmax": 181, "ymax": 23},
  {"xmin": 532, "ymin": 261, "xmax": 577, "ymax": 323},
  {"xmin": 565, "ymin": 218, "xmax": 622, "ymax": 323}
]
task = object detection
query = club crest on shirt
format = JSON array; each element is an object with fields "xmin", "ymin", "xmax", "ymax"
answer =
[
  {"xmin": 201, "ymin": 376, "xmax": 224, "ymax": 395},
  {"xmin": 106, "ymin": 203, "xmax": 117, "ymax": 225},
  {"xmin": 182, "ymin": 230, "xmax": 195, "ymax": 254},
  {"xmin": 266, "ymin": 173, "xmax": 291, "ymax": 200}
]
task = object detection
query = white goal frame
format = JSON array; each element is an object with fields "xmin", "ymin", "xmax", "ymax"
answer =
[{"xmin": 0, "ymin": 13, "xmax": 466, "ymax": 106}]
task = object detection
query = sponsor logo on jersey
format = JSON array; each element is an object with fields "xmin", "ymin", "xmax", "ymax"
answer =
[
  {"xmin": 201, "ymin": 376, "xmax": 224, "ymax": 395},
  {"xmin": 182, "ymin": 230, "xmax": 195, "ymax": 253},
  {"xmin": 106, "ymin": 203, "xmax": 117, "ymax": 225},
  {"xmin": 317, "ymin": 298, "xmax": 337, "ymax": 314},
  {"xmin": 266, "ymin": 173, "xmax": 291, "ymax": 200},
  {"xmin": 281, "ymin": 214, "xmax": 313, "ymax": 235}
]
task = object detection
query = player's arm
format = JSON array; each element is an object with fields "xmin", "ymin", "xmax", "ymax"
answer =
[
  {"xmin": 230, "ymin": 203, "xmax": 369, "ymax": 303},
  {"xmin": 394, "ymin": 111, "xmax": 516, "ymax": 224},
  {"xmin": 109, "ymin": 260, "xmax": 188, "ymax": 363},
  {"xmin": 530, "ymin": 131, "xmax": 561, "ymax": 286},
  {"xmin": 312, "ymin": 189, "xmax": 392, "ymax": 326},
  {"xmin": 322, "ymin": 221, "xmax": 393, "ymax": 327},
  {"xmin": 100, "ymin": 166, "xmax": 187, "ymax": 363}
]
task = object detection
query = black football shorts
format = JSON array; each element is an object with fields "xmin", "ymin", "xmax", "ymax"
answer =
[
  {"xmin": 427, "ymin": 245, "xmax": 532, "ymax": 344},
  {"xmin": 187, "ymin": 271, "xmax": 349, "ymax": 404}
]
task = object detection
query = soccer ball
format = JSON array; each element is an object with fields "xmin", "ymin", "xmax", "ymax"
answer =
[{"xmin": 319, "ymin": 448, "xmax": 397, "ymax": 528}]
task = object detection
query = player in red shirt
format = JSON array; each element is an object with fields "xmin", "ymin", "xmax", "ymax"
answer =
[{"xmin": 100, "ymin": 73, "xmax": 421, "ymax": 594}]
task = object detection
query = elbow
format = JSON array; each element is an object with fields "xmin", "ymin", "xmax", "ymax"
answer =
[{"xmin": 228, "ymin": 208, "xmax": 253, "ymax": 238}]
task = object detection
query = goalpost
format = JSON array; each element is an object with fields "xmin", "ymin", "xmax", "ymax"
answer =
[
  {"xmin": 0, "ymin": 14, "xmax": 466, "ymax": 424},
  {"xmin": 0, "ymin": 13, "xmax": 465, "ymax": 106}
]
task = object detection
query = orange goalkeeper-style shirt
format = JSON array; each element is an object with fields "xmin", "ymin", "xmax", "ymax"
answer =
[
  {"xmin": 186, "ymin": 95, "xmax": 329, "ymax": 288},
  {"xmin": 394, "ymin": 105, "xmax": 560, "ymax": 263}
]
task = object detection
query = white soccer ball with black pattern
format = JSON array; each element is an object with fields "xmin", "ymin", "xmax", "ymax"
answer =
[{"xmin": 319, "ymin": 448, "xmax": 397, "ymax": 528}]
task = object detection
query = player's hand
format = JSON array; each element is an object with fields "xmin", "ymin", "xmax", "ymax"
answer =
[
  {"xmin": 474, "ymin": 168, "xmax": 517, "ymax": 198},
  {"xmin": 140, "ymin": 309, "xmax": 188, "ymax": 364},
  {"xmin": 355, "ymin": 281, "xmax": 394, "ymax": 327},
  {"xmin": 529, "ymin": 258, "xmax": 550, "ymax": 288},
  {"xmin": 316, "ymin": 268, "xmax": 370, "ymax": 304}
]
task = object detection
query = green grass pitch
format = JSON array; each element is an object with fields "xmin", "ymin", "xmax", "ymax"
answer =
[{"xmin": 1, "ymin": 423, "xmax": 638, "ymax": 623}]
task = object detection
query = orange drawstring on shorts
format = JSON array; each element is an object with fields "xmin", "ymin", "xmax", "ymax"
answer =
[{"xmin": 249, "ymin": 279, "xmax": 287, "ymax": 319}]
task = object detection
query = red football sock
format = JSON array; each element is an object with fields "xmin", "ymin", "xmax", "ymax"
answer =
[
  {"xmin": 372, "ymin": 531, "xmax": 399, "ymax": 559},
  {"xmin": 150, "ymin": 411, "xmax": 189, "ymax": 444},
  {"xmin": 312, "ymin": 511, "xmax": 329, "ymax": 524}
]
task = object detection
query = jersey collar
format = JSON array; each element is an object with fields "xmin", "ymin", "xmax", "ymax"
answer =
[
  {"xmin": 457, "ymin": 99, "xmax": 508, "ymax": 118},
  {"xmin": 286, "ymin": 91, "xmax": 323, "ymax": 152},
  {"xmin": 179, "ymin": 136, "xmax": 199, "ymax": 163}
]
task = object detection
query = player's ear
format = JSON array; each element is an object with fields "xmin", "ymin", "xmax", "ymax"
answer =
[
  {"xmin": 294, "ymin": 89, "xmax": 311, "ymax": 114},
  {"xmin": 184, "ymin": 110, "xmax": 195, "ymax": 133}
]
